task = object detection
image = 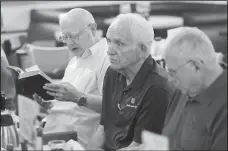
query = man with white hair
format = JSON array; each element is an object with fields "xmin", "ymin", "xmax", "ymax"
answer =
[
  {"xmin": 162, "ymin": 27, "xmax": 227, "ymax": 150},
  {"xmin": 33, "ymin": 8, "xmax": 109, "ymax": 147},
  {"xmin": 88, "ymin": 13, "xmax": 174, "ymax": 150}
]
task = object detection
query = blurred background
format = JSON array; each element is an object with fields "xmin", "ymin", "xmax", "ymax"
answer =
[{"xmin": 1, "ymin": 1, "xmax": 227, "ymax": 79}]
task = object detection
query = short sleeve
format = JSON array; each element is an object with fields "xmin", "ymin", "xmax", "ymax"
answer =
[{"xmin": 133, "ymin": 87, "xmax": 172, "ymax": 143}]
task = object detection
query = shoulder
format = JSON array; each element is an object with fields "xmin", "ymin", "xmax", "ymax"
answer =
[
  {"xmin": 104, "ymin": 66, "xmax": 118, "ymax": 79},
  {"xmin": 148, "ymin": 63, "xmax": 175, "ymax": 95},
  {"xmin": 103, "ymin": 66, "xmax": 118, "ymax": 87},
  {"xmin": 67, "ymin": 56, "xmax": 77, "ymax": 66}
]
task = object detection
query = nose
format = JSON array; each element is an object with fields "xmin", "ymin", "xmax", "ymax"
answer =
[
  {"xmin": 107, "ymin": 45, "xmax": 116, "ymax": 56},
  {"xmin": 66, "ymin": 38, "xmax": 77, "ymax": 45}
]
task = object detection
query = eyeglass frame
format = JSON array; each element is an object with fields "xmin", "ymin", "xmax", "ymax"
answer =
[
  {"xmin": 166, "ymin": 60, "xmax": 193, "ymax": 78},
  {"xmin": 58, "ymin": 24, "xmax": 92, "ymax": 43}
]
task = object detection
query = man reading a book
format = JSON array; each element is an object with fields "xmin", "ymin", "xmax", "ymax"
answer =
[{"xmin": 33, "ymin": 8, "xmax": 110, "ymax": 147}]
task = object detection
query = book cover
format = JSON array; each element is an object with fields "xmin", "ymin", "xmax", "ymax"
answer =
[{"xmin": 16, "ymin": 65, "xmax": 54, "ymax": 100}]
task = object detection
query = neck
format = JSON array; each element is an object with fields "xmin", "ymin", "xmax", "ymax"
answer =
[
  {"xmin": 78, "ymin": 35, "xmax": 100, "ymax": 58},
  {"xmin": 119, "ymin": 57, "xmax": 148, "ymax": 85}
]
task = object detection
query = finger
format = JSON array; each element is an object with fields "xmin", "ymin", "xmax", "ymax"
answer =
[
  {"xmin": 55, "ymin": 97, "xmax": 65, "ymax": 101},
  {"xmin": 59, "ymin": 82, "xmax": 69, "ymax": 85},
  {"xmin": 44, "ymin": 83, "xmax": 63, "ymax": 89},
  {"xmin": 59, "ymin": 86, "xmax": 66, "ymax": 93},
  {"xmin": 33, "ymin": 93, "xmax": 42, "ymax": 103},
  {"xmin": 33, "ymin": 93, "xmax": 38, "ymax": 99},
  {"xmin": 46, "ymin": 91, "xmax": 62, "ymax": 97},
  {"xmin": 43, "ymin": 86, "xmax": 59, "ymax": 92}
]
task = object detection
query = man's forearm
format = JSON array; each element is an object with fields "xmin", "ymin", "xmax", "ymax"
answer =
[
  {"xmin": 71, "ymin": 92, "xmax": 102, "ymax": 113},
  {"xmin": 84, "ymin": 94, "xmax": 102, "ymax": 113}
]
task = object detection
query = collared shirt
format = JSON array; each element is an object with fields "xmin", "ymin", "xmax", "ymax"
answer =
[
  {"xmin": 44, "ymin": 38, "xmax": 110, "ymax": 146},
  {"xmin": 100, "ymin": 55, "xmax": 175, "ymax": 150},
  {"xmin": 162, "ymin": 71, "xmax": 227, "ymax": 150}
]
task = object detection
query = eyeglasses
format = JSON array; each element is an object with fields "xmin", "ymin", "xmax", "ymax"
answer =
[
  {"xmin": 59, "ymin": 24, "xmax": 90, "ymax": 43},
  {"xmin": 166, "ymin": 60, "xmax": 193, "ymax": 78}
]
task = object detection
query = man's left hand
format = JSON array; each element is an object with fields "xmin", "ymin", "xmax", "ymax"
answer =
[{"xmin": 43, "ymin": 82, "xmax": 83, "ymax": 102}]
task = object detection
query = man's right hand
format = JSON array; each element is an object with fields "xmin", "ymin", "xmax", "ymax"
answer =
[{"xmin": 33, "ymin": 93, "xmax": 53, "ymax": 110}]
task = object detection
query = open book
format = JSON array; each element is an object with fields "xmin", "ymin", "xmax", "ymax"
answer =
[{"xmin": 8, "ymin": 65, "xmax": 54, "ymax": 100}]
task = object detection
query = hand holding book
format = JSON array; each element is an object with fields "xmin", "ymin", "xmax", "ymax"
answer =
[
  {"xmin": 15, "ymin": 65, "xmax": 54, "ymax": 100},
  {"xmin": 43, "ymin": 82, "xmax": 83, "ymax": 103},
  {"xmin": 33, "ymin": 93, "xmax": 53, "ymax": 110}
]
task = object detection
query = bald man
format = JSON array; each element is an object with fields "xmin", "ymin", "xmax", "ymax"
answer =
[
  {"xmin": 33, "ymin": 8, "xmax": 110, "ymax": 147},
  {"xmin": 88, "ymin": 13, "xmax": 174, "ymax": 150},
  {"xmin": 162, "ymin": 27, "xmax": 227, "ymax": 150}
]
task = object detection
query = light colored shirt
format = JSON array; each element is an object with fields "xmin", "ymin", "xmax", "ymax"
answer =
[{"xmin": 43, "ymin": 38, "xmax": 110, "ymax": 147}]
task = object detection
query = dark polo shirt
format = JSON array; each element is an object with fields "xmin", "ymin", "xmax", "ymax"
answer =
[
  {"xmin": 162, "ymin": 71, "xmax": 227, "ymax": 150},
  {"xmin": 100, "ymin": 55, "xmax": 174, "ymax": 150}
]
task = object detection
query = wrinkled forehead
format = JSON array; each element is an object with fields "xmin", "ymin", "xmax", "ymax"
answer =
[
  {"xmin": 107, "ymin": 22, "xmax": 134, "ymax": 43},
  {"xmin": 59, "ymin": 15, "xmax": 87, "ymax": 34}
]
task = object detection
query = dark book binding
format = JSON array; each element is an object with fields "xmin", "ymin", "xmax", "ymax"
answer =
[{"xmin": 18, "ymin": 70, "xmax": 54, "ymax": 100}]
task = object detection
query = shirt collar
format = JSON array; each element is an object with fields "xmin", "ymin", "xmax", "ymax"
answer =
[
  {"xmin": 193, "ymin": 70, "xmax": 227, "ymax": 104},
  {"xmin": 80, "ymin": 38, "xmax": 108, "ymax": 59},
  {"xmin": 122, "ymin": 55, "xmax": 168, "ymax": 91}
]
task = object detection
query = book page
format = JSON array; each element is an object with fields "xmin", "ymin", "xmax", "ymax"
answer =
[
  {"xmin": 142, "ymin": 130, "xmax": 169, "ymax": 150},
  {"xmin": 20, "ymin": 65, "xmax": 53, "ymax": 83},
  {"xmin": 25, "ymin": 65, "xmax": 40, "ymax": 72}
]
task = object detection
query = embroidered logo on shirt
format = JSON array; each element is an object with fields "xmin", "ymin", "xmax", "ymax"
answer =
[
  {"xmin": 118, "ymin": 98, "xmax": 138, "ymax": 110},
  {"xmin": 131, "ymin": 98, "xmax": 135, "ymax": 104},
  {"xmin": 126, "ymin": 98, "xmax": 137, "ymax": 109}
]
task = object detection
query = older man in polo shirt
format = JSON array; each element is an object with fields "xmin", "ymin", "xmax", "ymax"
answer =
[
  {"xmin": 33, "ymin": 8, "xmax": 110, "ymax": 147},
  {"xmin": 88, "ymin": 13, "xmax": 174, "ymax": 150},
  {"xmin": 162, "ymin": 27, "xmax": 227, "ymax": 150}
]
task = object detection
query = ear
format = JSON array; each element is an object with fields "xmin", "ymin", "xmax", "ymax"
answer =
[
  {"xmin": 139, "ymin": 44, "xmax": 148, "ymax": 53},
  {"xmin": 89, "ymin": 23, "xmax": 97, "ymax": 36}
]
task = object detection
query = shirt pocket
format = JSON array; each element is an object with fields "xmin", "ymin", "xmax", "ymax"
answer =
[
  {"xmin": 70, "ymin": 68, "xmax": 97, "ymax": 94},
  {"xmin": 115, "ymin": 104, "xmax": 138, "ymax": 127}
]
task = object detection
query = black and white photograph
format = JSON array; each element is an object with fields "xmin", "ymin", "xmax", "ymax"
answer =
[{"xmin": 1, "ymin": 1, "xmax": 227, "ymax": 150}]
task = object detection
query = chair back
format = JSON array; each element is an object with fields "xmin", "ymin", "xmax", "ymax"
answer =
[{"xmin": 26, "ymin": 44, "xmax": 71, "ymax": 75}]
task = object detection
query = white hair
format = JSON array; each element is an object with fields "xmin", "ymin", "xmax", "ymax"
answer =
[
  {"xmin": 59, "ymin": 8, "xmax": 95, "ymax": 31},
  {"xmin": 110, "ymin": 13, "xmax": 154, "ymax": 51},
  {"xmin": 164, "ymin": 27, "xmax": 223, "ymax": 64}
]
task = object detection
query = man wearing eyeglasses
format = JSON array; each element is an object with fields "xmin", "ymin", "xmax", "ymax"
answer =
[
  {"xmin": 87, "ymin": 13, "xmax": 174, "ymax": 150},
  {"xmin": 162, "ymin": 27, "xmax": 227, "ymax": 150},
  {"xmin": 33, "ymin": 8, "xmax": 110, "ymax": 147}
]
